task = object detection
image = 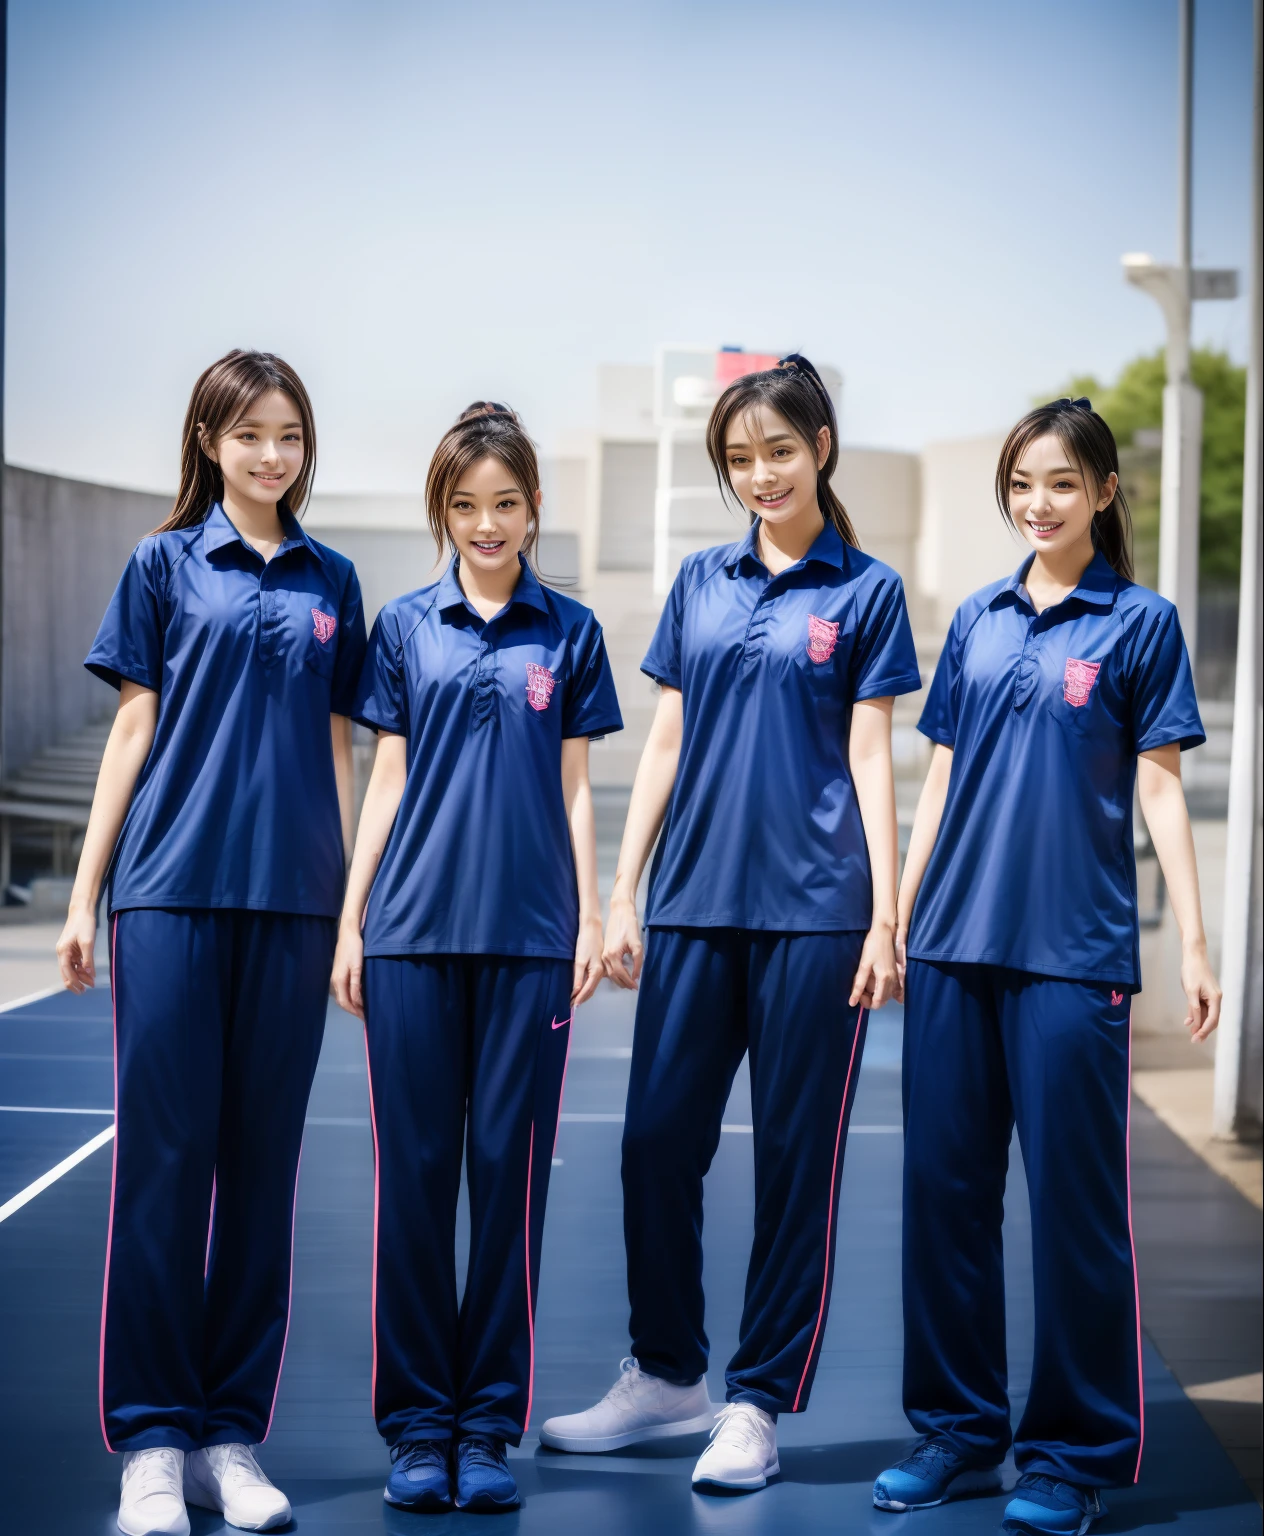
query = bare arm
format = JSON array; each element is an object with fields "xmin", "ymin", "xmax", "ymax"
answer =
[
  {"xmin": 331, "ymin": 714, "xmax": 355, "ymax": 861},
  {"xmin": 1137, "ymin": 743, "xmax": 1221, "ymax": 1041},
  {"xmin": 56, "ymin": 681, "xmax": 158, "ymax": 992},
  {"xmin": 602, "ymin": 686, "xmax": 683, "ymax": 989},
  {"xmin": 330, "ymin": 731, "xmax": 407, "ymax": 1020},
  {"xmin": 562, "ymin": 736, "xmax": 603, "ymax": 1006},
  {"xmin": 849, "ymin": 698, "xmax": 899, "ymax": 1008},
  {"xmin": 895, "ymin": 743, "xmax": 954, "ymax": 986}
]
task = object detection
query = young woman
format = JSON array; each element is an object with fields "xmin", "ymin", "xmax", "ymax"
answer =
[
  {"xmin": 56, "ymin": 351, "xmax": 366, "ymax": 1536},
  {"xmin": 540, "ymin": 356, "xmax": 921, "ymax": 1492},
  {"xmin": 872, "ymin": 399, "xmax": 1220, "ymax": 1535},
  {"xmin": 331, "ymin": 402, "xmax": 622, "ymax": 1514}
]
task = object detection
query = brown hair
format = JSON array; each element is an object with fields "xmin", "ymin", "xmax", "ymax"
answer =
[
  {"xmin": 704, "ymin": 353, "xmax": 859, "ymax": 549},
  {"xmin": 425, "ymin": 404, "xmax": 542, "ymax": 565},
  {"xmin": 995, "ymin": 399, "xmax": 1133, "ymax": 580},
  {"xmin": 156, "ymin": 350, "xmax": 317, "ymax": 533}
]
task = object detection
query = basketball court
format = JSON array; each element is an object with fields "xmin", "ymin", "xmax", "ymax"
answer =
[{"xmin": 0, "ymin": 963, "xmax": 1258, "ymax": 1534}]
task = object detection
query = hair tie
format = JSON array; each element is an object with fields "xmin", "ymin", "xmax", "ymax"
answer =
[{"xmin": 1047, "ymin": 396, "xmax": 1093, "ymax": 413}]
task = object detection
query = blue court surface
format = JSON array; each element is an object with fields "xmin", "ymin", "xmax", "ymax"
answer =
[{"xmin": 0, "ymin": 980, "xmax": 1258, "ymax": 1535}]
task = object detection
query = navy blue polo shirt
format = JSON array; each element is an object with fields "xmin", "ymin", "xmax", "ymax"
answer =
[
  {"xmin": 641, "ymin": 520, "xmax": 922, "ymax": 932},
  {"xmin": 908, "ymin": 550, "xmax": 1204, "ymax": 988},
  {"xmin": 353, "ymin": 557, "xmax": 623, "ymax": 960},
  {"xmin": 86, "ymin": 502, "xmax": 367, "ymax": 918}
]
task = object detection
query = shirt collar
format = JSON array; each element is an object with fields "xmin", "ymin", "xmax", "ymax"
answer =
[
  {"xmin": 436, "ymin": 554, "xmax": 550, "ymax": 619},
  {"xmin": 201, "ymin": 501, "xmax": 315, "ymax": 560},
  {"xmin": 723, "ymin": 518, "xmax": 847, "ymax": 575},
  {"xmin": 993, "ymin": 548, "xmax": 1119, "ymax": 614}
]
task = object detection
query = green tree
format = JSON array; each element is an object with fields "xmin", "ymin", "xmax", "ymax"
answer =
[{"xmin": 1052, "ymin": 348, "xmax": 1246, "ymax": 582}]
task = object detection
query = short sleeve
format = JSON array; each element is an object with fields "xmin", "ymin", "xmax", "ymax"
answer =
[
  {"xmin": 850, "ymin": 573, "xmax": 922, "ymax": 701},
  {"xmin": 563, "ymin": 615, "xmax": 624, "ymax": 740},
  {"xmin": 918, "ymin": 606, "xmax": 966, "ymax": 747},
  {"xmin": 352, "ymin": 607, "xmax": 407, "ymax": 736},
  {"xmin": 85, "ymin": 541, "xmax": 166, "ymax": 691},
  {"xmin": 1127, "ymin": 603, "xmax": 1205, "ymax": 753},
  {"xmin": 641, "ymin": 562, "xmax": 689, "ymax": 689},
  {"xmin": 330, "ymin": 566, "xmax": 368, "ymax": 717}
]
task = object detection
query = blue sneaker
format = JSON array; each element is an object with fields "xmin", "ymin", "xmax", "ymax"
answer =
[
  {"xmin": 1001, "ymin": 1473, "xmax": 1105, "ymax": 1534},
  {"xmin": 454, "ymin": 1436, "xmax": 520, "ymax": 1512},
  {"xmin": 384, "ymin": 1439, "xmax": 453, "ymax": 1510},
  {"xmin": 873, "ymin": 1437, "xmax": 1002, "ymax": 1511}
]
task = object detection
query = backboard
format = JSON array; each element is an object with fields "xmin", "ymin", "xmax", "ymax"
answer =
[{"xmin": 652, "ymin": 346, "xmax": 783, "ymax": 427}]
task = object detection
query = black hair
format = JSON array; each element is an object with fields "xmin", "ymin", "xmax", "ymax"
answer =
[
  {"xmin": 704, "ymin": 353, "xmax": 859, "ymax": 548},
  {"xmin": 995, "ymin": 398, "xmax": 1133, "ymax": 580}
]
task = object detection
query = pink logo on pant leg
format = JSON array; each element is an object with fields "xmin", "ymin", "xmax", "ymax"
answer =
[
  {"xmin": 1063, "ymin": 657, "xmax": 1100, "ymax": 706},
  {"xmin": 525, "ymin": 663, "xmax": 556, "ymax": 712},
  {"xmin": 312, "ymin": 609, "xmax": 337, "ymax": 644},
  {"xmin": 807, "ymin": 615, "xmax": 839, "ymax": 663},
  {"xmin": 1111, "ymin": 990, "xmax": 1125, "ymax": 1007}
]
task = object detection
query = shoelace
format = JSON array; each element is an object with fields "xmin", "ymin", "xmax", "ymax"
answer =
[
  {"xmin": 1017, "ymin": 1472, "xmax": 1090, "ymax": 1506},
  {"xmin": 708, "ymin": 1403, "xmax": 767, "ymax": 1453},
  {"xmin": 895, "ymin": 1438, "xmax": 958, "ymax": 1476},
  {"xmin": 459, "ymin": 1436, "xmax": 508, "ymax": 1472},
  {"xmin": 602, "ymin": 1356, "xmax": 645, "ymax": 1406},
  {"xmin": 122, "ymin": 1449, "xmax": 183, "ymax": 1501},
  {"xmin": 391, "ymin": 1440, "xmax": 448, "ymax": 1473},
  {"xmin": 209, "ymin": 1444, "xmax": 268, "ymax": 1494}
]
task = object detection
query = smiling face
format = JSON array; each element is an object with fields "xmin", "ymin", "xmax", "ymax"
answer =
[
  {"xmin": 202, "ymin": 388, "xmax": 305, "ymax": 513},
  {"xmin": 723, "ymin": 404, "xmax": 829, "ymax": 527},
  {"xmin": 446, "ymin": 454, "xmax": 538, "ymax": 577},
  {"xmin": 1008, "ymin": 431, "xmax": 1118, "ymax": 561}
]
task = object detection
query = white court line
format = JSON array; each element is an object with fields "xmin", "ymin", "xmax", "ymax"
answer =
[
  {"xmin": 0, "ymin": 1104, "xmax": 114, "ymax": 1116},
  {"xmin": 0, "ymin": 984, "xmax": 63, "ymax": 1015},
  {"xmin": 0, "ymin": 1123, "xmax": 116, "ymax": 1225}
]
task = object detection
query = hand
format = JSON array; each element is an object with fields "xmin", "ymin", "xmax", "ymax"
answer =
[
  {"xmin": 850, "ymin": 922, "xmax": 898, "ymax": 1010},
  {"xmin": 331, "ymin": 924, "xmax": 366, "ymax": 1021},
  {"xmin": 1180, "ymin": 942, "xmax": 1221, "ymax": 1042},
  {"xmin": 56, "ymin": 900, "xmax": 98, "ymax": 994},
  {"xmin": 603, "ymin": 894, "xmax": 643, "ymax": 990},
  {"xmin": 572, "ymin": 915, "xmax": 604, "ymax": 1006}
]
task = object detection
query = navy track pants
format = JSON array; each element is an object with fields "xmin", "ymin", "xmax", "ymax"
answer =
[
  {"xmin": 101, "ymin": 907, "xmax": 334, "ymax": 1453},
  {"xmin": 902, "ymin": 958, "xmax": 1143, "ymax": 1488},
  {"xmin": 622, "ymin": 927, "xmax": 867, "ymax": 1415},
  {"xmin": 363, "ymin": 953, "xmax": 573, "ymax": 1446}
]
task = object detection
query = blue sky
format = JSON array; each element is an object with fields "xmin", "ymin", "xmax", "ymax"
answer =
[{"xmin": 5, "ymin": 0, "xmax": 1255, "ymax": 494}]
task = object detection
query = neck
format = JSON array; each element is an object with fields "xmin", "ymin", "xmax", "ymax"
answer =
[
  {"xmin": 221, "ymin": 489, "xmax": 286, "ymax": 550},
  {"xmin": 757, "ymin": 502, "xmax": 826, "ymax": 572},
  {"xmin": 1027, "ymin": 531, "xmax": 1096, "ymax": 595},
  {"xmin": 458, "ymin": 554, "xmax": 522, "ymax": 615}
]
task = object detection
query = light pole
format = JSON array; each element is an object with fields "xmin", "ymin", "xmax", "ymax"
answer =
[
  {"xmin": 1122, "ymin": 0, "xmax": 1237, "ymax": 674},
  {"xmin": 1213, "ymin": 0, "xmax": 1263, "ymax": 1142}
]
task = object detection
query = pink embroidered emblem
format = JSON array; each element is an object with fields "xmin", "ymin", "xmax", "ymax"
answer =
[
  {"xmin": 806, "ymin": 614, "xmax": 839, "ymax": 664},
  {"xmin": 1111, "ymin": 990, "xmax": 1125, "ymax": 1006},
  {"xmin": 525, "ymin": 662, "xmax": 556, "ymax": 712},
  {"xmin": 1063, "ymin": 657, "xmax": 1100, "ymax": 706},
  {"xmin": 311, "ymin": 608, "xmax": 337, "ymax": 644}
]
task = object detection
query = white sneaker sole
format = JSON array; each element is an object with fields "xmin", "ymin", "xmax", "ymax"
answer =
[
  {"xmin": 117, "ymin": 1507, "xmax": 190, "ymax": 1536},
  {"xmin": 873, "ymin": 1465, "xmax": 1003, "ymax": 1511},
  {"xmin": 692, "ymin": 1454, "xmax": 780, "ymax": 1492},
  {"xmin": 185, "ymin": 1482, "xmax": 291, "ymax": 1532},
  {"xmin": 540, "ymin": 1407, "xmax": 718, "ymax": 1453}
]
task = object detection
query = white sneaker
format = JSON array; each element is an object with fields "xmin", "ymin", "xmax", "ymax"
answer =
[
  {"xmin": 539, "ymin": 1356, "xmax": 717, "ymax": 1452},
  {"xmin": 691, "ymin": 1402, "xmax": 779, "ymax": 1492},
  {"xmin": 118, "ymin": 1448, "xmax": 190, "ymax": 1536},
  {"xmin": 183, "ymin": 1444, "xmax": 292, "ymax": 1531}
]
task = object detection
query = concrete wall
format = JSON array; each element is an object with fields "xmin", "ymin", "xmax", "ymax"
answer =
[
  {"xmin": 916, "ymin": 433, "xmax": 1024, "ymax": 632},
  {"xmin": 3, "ymin": 466, "xmax": 168, "ymax": 778}
]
